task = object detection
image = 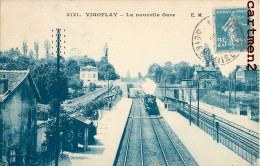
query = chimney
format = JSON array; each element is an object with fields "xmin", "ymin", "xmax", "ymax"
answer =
[{"xmin": 0, "ymin": 75, "xmax": 8, "ymax": 95}]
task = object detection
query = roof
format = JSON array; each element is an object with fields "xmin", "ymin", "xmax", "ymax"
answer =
[
  {"xmin": 236, "ymin": 65, "xmax": 259, "ymax": 71},
  {"xmin": 81, "ymin": 65, "xmax": 98, "ymax": 71},
  {"xmin": 194, "ymin": 66, "xmax": 217, "ymax": 72},
  {"xmin": 0, "ymin": 70, "xmax": 41, "ymax": 102},
  {"xmin": 71, "ymin": 114, "xmax": 93, "ymax": 125}
]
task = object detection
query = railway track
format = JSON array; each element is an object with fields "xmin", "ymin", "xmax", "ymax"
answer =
[
  {"xmin": 150, "ymin": 116, "xmax": 198, "ymax": 166},
  {"xmin": 115, "ymin": 99, "xmax": 197, "ymax": 166}
]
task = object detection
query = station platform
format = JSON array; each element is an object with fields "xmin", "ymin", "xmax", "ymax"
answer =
[
  {"xmin": 60, "ymin": 98, "xmax": 132, "ymax": 166},
  {"xmin": 157, "ymin": 100, "xmax": 252, "ymax": 166}
]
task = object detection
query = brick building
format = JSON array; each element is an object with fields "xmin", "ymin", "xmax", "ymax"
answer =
[{"xmin": 0, "ymin": 70, "xmax": 41, "ymax": 166}]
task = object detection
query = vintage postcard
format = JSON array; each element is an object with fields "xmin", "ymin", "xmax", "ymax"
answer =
[{"xmin": 0, "ymin": 0, "xmax": 259, "ymax": 166}]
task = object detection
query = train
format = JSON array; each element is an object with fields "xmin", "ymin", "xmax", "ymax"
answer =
[
  {"xmin": 143, "ymin": 94, "xmax": 160, "ymax": 115},
  {"xmin": 127, "ymin": 83, "xmax": 134, "ymax": 98}
]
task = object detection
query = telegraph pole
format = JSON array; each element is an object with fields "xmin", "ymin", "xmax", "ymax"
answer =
[
  {"xmin": 55, "ymin": 28, "xmax": 61, "ymax": 166},
  {"xmin": 234, "ymin": 71, "xmax": 237, "ymax": 101},
  {"xmin": 107, "ymin": 71, "xmax": 110, "ymax": 109},
  {"xmin": 164, "ymin": 80, "xmax": 167, "ymax": 100},
  {"xmin": 107, "ymin": 71, "xmax": 110, "ymax": 97},
  {"xmin": 229, "ymin": 74, "xmax": 231, "ymax": 107},
  {"xmin": 189, "ymin": 81, "xmax": 192, "ymax": 125}
]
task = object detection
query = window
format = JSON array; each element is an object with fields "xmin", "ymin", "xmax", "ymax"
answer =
[
  {"xmin": 9, "ymin": 149, "xmax": 16, "ymax": 164},
  {"xmin": 93, "ymin": 74, "xmax": 95, "ymax": 78},
  {"xmin": 203, "ymin": 83, "xmax": 207, "ymax": 89}
]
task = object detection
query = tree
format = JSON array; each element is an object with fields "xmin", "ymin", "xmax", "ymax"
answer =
[
  {"xmin": 214, "ymin": 78, "xmax": 228, "ymax": 93},
  {"xmin": 66, "ymin": 58, "xmax": 80, "ymax": 77},
  {"xmin": 234, "ymin": 81, "xmax": 244, "ymax": 91},
  {"xmin": 147, "ymin": 63, "xmax": 161, "ymax": 82},
  {"xmin": 97, "ymin": 56, "xmax": 119, "ymax": 80},
  {"xmin": 0, "ymin": 48, "xmax": 31, "ymax": 70},
  {"xmin": 31, "ymin": 59, "xmax": 69, "ymax": 103},
  {"xmin": 155, "ymin": 66, "xmax": 163, "ymax": 83},
  {"xmin": 88, "ymin": 82, "xmax": 97, "ymax": 92},
  {"xmin": 104, "ymin": 43, "xmax": 109, "ymax": 63},
  {"xmin": 44, "ymin": 40, "xmax": 50, "ymax": 59},
  {"xmin": 168, "ymin": 73, "xmax": 176, "ymax": 84},
  {"xmin": 68, "ymin": 74, "xmax": 83, "ymax": 90},
  {"xmin": 138, "ymin": 72, "xmax": 143, "ymax": 81},
  {"xmin": 34, "ymin": 40, "xmax": 39, "ymax": 59},
  {"xmin": 174, "ymin": 62, "xmax": 193, "ymax": 83},
  {"xmin": 29, "ymin": 49, "xmax": 34, "ymax": 59},
  {"xmin": 78, "ymin": 55, "xmax": 96, "ymax": 67},
  {"xmin": 162, "ymin": 61, "xmax": 175, "ymax": 83},
  {"xmin": 22, "ymin": 40, "xmax": 28, "ymax": 56}
]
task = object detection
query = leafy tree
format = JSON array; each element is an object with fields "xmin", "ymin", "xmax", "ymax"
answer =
[
  {"xmin": 34, "ymin": 40, "xmax": 39, "ymax": 59},
  {"xmin": 66, "ymin": 58, "xmax": 80, "ymax": 77},
  {"xmin": 1, "ymin": 47, "xmax": 21, "ymax": 58},
  {"xmin": 234, "ymin": 81, "xmax": 244, "ymax": 91},
  {"xmin": 31, "ymin": 59, "xmax": 69, "ymax": 103},
  {"xmin": 162, "ymin": 61, "xmax": 174, "ymax": 83},
  {"xmin": 214, "ymin": 78, "xmax": 228, "ymax": 93},
  {"xmin": 147, "ymin": 63, "xmax": 161, "ymax": 82},
  {"xmin": 138, "ymin": 72, "xmax": 143, "ymax": 81},
  {"xmin": 22, "ymin": 40, "xmax": 28, "ymax": 56},
  {"xmin": 97, "ymin": 57, "xmax": 119, "ymax": 80},
  {"xmin": 168, "ymin": 73, "xmax": 176, "ymax": 84},
  {"xmin": 0, "ymin": 49, "xmax": 31, "ymax": 70},
  {"xmin": 203, "ymin": 44, "xmax": 211, "ymax": 67},
  {"xmin": 174, "ymin": 62, "xmax": 193, "ymax": 83},
  {"xmin": 78, "ymin": 55, "xmax": 96, "ymax": 67},
  {"xmin": 155, "ymin": 66, "xmax": 163, "ymax": 83},
  {"xmin": 68, "ymin": 74, "xmax": 83, "ymax": 90},
  {"xmin": 44, "ymin": 40, "xmax": 50, "ymax": 59},
  {"xmin": 88, "ymin": 82, "xmax": 97, "ymax": 92},
  {"xmin": 29, "ymin": 49, "xmax": 34, "ymax": 59}
]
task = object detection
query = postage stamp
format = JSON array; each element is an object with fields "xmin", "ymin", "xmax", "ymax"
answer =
[
  {"xmin": 192, "ymin": 8, "xmax": 250, "ymax": 66},
  {"xmin": 214, "ymin": 8, "xmax": 249, "ymax": 52}
]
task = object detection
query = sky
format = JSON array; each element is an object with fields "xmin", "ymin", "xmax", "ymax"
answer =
[{"xmin": 1, "ymin": 0, "xmax": 258, "ymax": 77}]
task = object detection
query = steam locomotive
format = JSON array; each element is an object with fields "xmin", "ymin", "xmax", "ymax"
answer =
[{"xmin": 143, "ymin": 94, "xmax": 160, "ymax": 115}]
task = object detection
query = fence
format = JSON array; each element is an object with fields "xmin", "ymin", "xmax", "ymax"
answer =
[{"xmin": 165, "ymin": 97, "xmax": 259, "ymax": 165}]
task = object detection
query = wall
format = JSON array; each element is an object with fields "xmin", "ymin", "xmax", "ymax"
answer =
[
  {"xmin": 36, "ymin": 122, "xmax": 47, "ymax": 153},
  {"xmin": 1, "ymin": 77, "xmax": 37, "ymax": 165},
  {"xmin": 80, "ymin": 70, "xmax": 98, "ymax": 86}
]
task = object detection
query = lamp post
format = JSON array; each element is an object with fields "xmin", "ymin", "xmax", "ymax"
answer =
[
  {"xmin": 164, "ymin": 80, "xmax": 167, "ymax": 108},
  {"xmin": 107, "ymin": 71, "xmax": 111, "ymax": 109},
  {"xmin": 228, "ymin": 74, "xmax": 232, "ymax": 107},
  {"xmin": 197, "ymin": 80, "xmax": 200, "ymax": 126},
  {"xmin": 188, "ymin": 81, "xmax": 192, "ymax": 125}
]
